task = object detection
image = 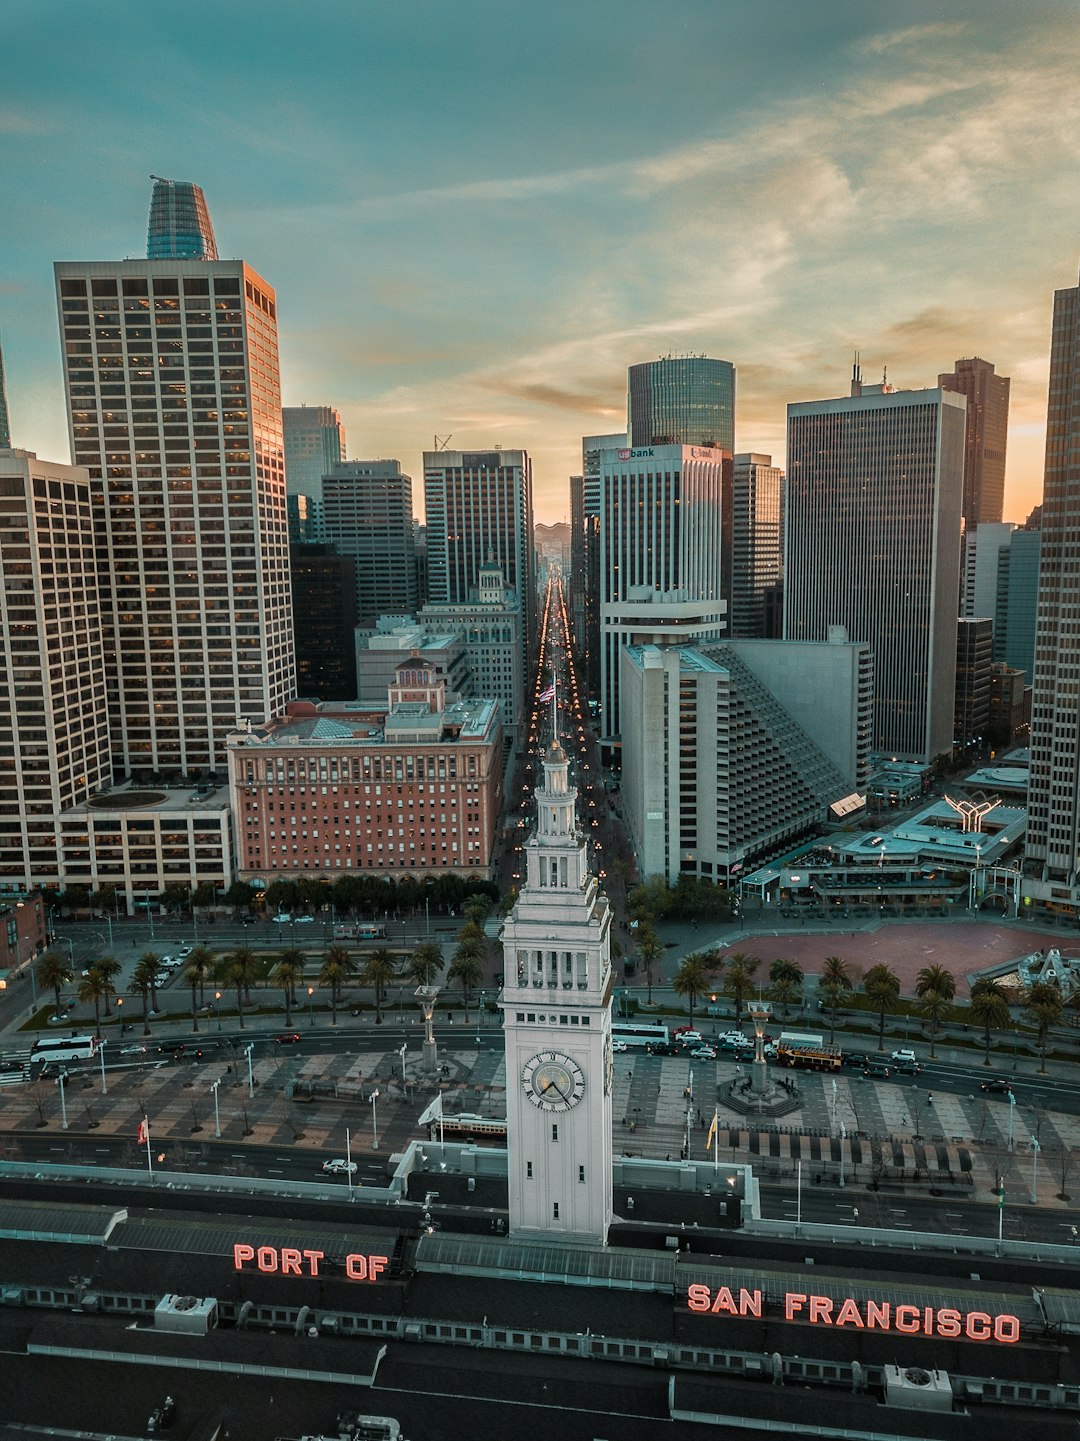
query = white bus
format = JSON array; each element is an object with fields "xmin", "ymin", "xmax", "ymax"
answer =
[
  {"xmin": 30, "ymin": 1035, "xmax": 100, "ymax": 1066},
  {"xmin": 612, "ymin": 1022, "xmax": 670, "ymax": 1049}
]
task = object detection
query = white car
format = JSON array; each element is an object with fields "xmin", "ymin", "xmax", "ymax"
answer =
[
  {"xmin": 120, "ymin": 1044, "xmax": 147, "ymax": 1056},
  {"xmin": 273, "ymin": 913, "xmax": 292, "ymax": 923},
  {"xmin": 891, "ymin": 1048, "xmax": 917, "ymax": 1065},
  {"xmin": 294, "ymin": 915, "xmax": 315, "ymax": 924},
  {"xmin": 689, "ymin": 1046, "xmax": 718, "ymax": 1060},
  {"xmin": 612, "ymin": 1039, "xmax": 628, "ymax": 1053},
  {"xmin": 678, "ymin": 1031, "xmax": 704, "ymax": 1047},
  {"xmin": 321, "ymin": 1158, "xmax": 357, "ymax": 1176},
  {"xmin": 177, "ymin": 945, "xmax": 193, "ymax": 959}
]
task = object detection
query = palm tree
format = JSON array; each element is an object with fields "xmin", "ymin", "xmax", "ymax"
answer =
[
  {"xmin": 77, "ymin": 966, "xmax": 113, "ymax": 1038},
  {"xmin": 863, "ymin": 963, "xmax": 901, "ymax": 1052},
  {"xmin": 271, "ymin": 950, "xmax": 306, "ymax": 1028},
  {"xmin": 447, "ymin": 946, "xmax": 484, "ymax": 1020},
  {"xmin": 819, "ymin": 955, "xmax": 856, "ymax": 1044},
  {"xmin": 362, "ymin": 947, "xmax": 398, "ymax": 1024},
  {"xmin": 135, "ymin": 950, "xmax": 163, "ymax": 1012},
  {"xmin": 230, "ymin": 942, "xmax": 256, "ymax": 1003},
  {"xmin": 318, "ymin": 953, "xmax": 350, "ymax": 1026},
  {"xmin": 36, "ymin": 950, "xmax": 73, "ymax": 1018},
  {"xmin": 405, "ymin": 941, "xmax": 443, "ymax": 990},
  {"xmin": 93, "ymin": 955, "xmax": 122, "ymax": 1017},
  {"xmin": 637, "ymin": 921, "xmax": 663, "ymax": 1006},
  {"xmin": 915, "ymin": 963, "xmax": 956, "ymax": 1058},
  {"xmin": 1026, "ymin": 980, "xmax": 1064, "ymax": 1074},
  {"xmin": 673, "ymin": 952, "xmax": 714, "ymax": 1028},
  {"xmin": 970, "ymin": 977, "xmax": 1012, "ymax": 1066},
  {"xmin": 131, "ymin": 954, "xmax": 159, "ymax": 1036},
  {"xmin": 217, "ymin": 948, "xmax": 257, "ymax": 1030},
  {"xmin": 768, "ymin": 957, "xmax": 803, "ymax": 1021},
  {"xmin": 723, "ymin": 952, "xmax": 760, "ymax": 1026}
]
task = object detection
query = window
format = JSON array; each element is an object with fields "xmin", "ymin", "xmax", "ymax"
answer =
[
  {"xmin": 579, "ymin": 1165, "xmax": 585, "ymax": 1183},
  {"xmin": 552, "ymin": 1202, "xmax": 559, "ymax": 1219},
  {"xmin": 551, "ymin": 1124, "xmax": 558, "ymax": 1142},
  {"xmin": 526, "ymin": 1162, "xmax": 533, "ymax": 1179}
]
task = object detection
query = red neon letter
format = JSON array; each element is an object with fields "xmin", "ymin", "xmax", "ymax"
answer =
[
  {"xmin": 711, "ymin": 1286, "xmax": 738, "ymax": 1316},
  {"xmin": 233, "ymin": 1244, "xmax": 254, "ymax": 1271},
  {"xmin": 866, "ymin": 1301, "xmax": 890, "ymax": 1330},
  {"xmin": 937, "ymin": 1308, "xmax": 962, "ymax": 1338},
  {"xmin": 785, "ymin": 1292, "xmax": 807, "ymax": 1321},
  {"xmin": 835, "ymin": 1298, "xmax": 865, "ymax": 1328},
  {"xmin": 994, "ymin": 1314, "xmax": 1020, "ymax": 1344},
  {"xmin": 965, "ymin": 1312, "xmax": 992, "ymax": 1341},
  {"xmin": 923, "ymin": 1307, "xmax": 935, "ymax": 1335},
  {"xmin": 895, "ymin": 1305, "xmax": 920, "ymax": 1333},
  {"xmin": 739, "ymin": 1288, "xmax": 763, "ymax": 1319},
  {"xmin": 687, "ymin": 1285, "xmax": 710, "ymax": 1313},
  {"xmin": 808, "ymin": 1295, "xmax": 834, "ymax": 1325},
  {"xmin": 302, "ymin": 1249, "xmax": 324, "ymax": 1277},
  {"xmin": 346, "ymin": 1254, "xmax": 368, "ymax": 1281},
  {"xmin": 280, "ymin": 1248, "xmax": 302, "ymax": 1276},
  {"xmin": 257, "ymin": 1246, "xmax": 278, "ymax": 1273},
  {"xmin": 369, "ymin": 1255, "xmax": 388, "ymax": 1281}
]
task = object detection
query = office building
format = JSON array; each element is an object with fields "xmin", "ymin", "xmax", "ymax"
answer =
[
  {"xmin": 728, "ymin": 453, "xmax": 783, "ymax": 638},
  {"xmin": 954, "ymin": 617, "xmax": 993, "ymax": 752},
  {"xmin": 290, "ymin": 543, "xmax": 358, "ymax": 701},
  {"xmin": 598, "ymin": 443, "xmax": 727, "ymax": 744},
  {"xmin": 146, "ymin": 177, "xmax": 219, "ymax": 261},
  {"xmin": 995, "ymin": 524, "xmax": 1042, "ymax": 683},
  {"xmin": 962, "ymin": 521, "xmax": 1014, "ymax": 621},
  {"xmin": 228, "ymin": 661, "xmax": 503, "ymax": 880},
  {"xmin": 622, "ymin": 636, "xmax": 871, "ymax": 884},
  {"xmin": 423, "ymin": 448, "xmax": 535, "ymax": 675},
  {"xmin": 573, "ymin": 432, "xmax": 625, "ymax": 709},
  {"xmin": 322, "ymin": 460, "xmax": 418, "ymax": 627},
  {"xmin": 56, "ymin": 221, "xmax": 294, "ymax": 781},
  {"xmin": 627, "ymin": 355, "xmax": 735, "ymax": 451},
  {"xmin": 1027, "ymin": 271, "xmax": 1080, "ymax": 894},
  {"xmin": 938, "ymin": 356, "xmax": 1010, "ymax": 526},
  {"xmin": 989, "ymin": 662, "xmax": 1028, "ymax": 745},
  {"xmin": 0, "ymin": 451, "xmax": 111, "ymax": 890},
  {"xmin": 0, "ymin": 332, "xmax": 10, "ymax": 447},
  {"xmin": 785, "ymin": 378, "xmax": 965, "ymax": 763},
  {"xmin": 282, "ymin": 404, "xmax": 346, "ymax": 537},
  {"xmin": 499, "ymin": 736, "xmax": 614, "ymax": 1244},
  {"xmin": 355, "ymin": 624, "xmax": 469, "ymax": 708}
]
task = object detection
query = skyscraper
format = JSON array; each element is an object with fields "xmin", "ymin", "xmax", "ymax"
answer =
[
  {"xmin": 0, "ymin": 331, "xmax": 11, "ymax": 448},
  {"xmin": 146, "ymin": 177, "xmax": 219, "ymax": 261},
  {"xmin": 423, "ymin": 448, "xmax": 535, "ymax": 676},
  {"xmin": 290, "ymin": 543, "xmax": 358, "ymax": 700},
  {"xmin": 785, "ymin": 378, "xmax": 965, "ymax": 762},
  {"xmin": 322, "ymin": 459, "xmax": 418, "ymax": 627},
  {"xmin": 994, "ymin": 523, "xmax": 1041, "ymax": 684},
  {"xmin": 1026, "ymin": 272, "xmax": 1080, "ymax": 889},
  {"xmin": 627, "ymin": 355, "xmax": 735, "ymax": 451},
  {"xmin": 282, "ymin": 404, "xmax": 346, "ymax": 538},
  {"xmin": 56, "ymin": 211, "xmax": 294, "ymax": 780},
  {"xmin": 938, "ymin": 356, "xmax": 1010, "ymax": 527},
  {"xmin": 728, "ymin": 453, "xmax": 783, "ymax": 638},
  {"xmin": 572, "ymin": 432, "xmax": 625, "ymax": 708}
]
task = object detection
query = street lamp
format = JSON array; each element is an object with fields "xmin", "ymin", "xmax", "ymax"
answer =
[
  {"xmin": 211, "ymin": 1078, "xmax": 221, "ymax": 1138},
  {"xmin": 399, "ymin": 1042, "xmax": 408, "ymax": 1084},
  {"xmin": 245, "ymin": 1043, "xmax": 254, "ymax": 1099},
  {"xmin": 307, "ymin": 985, "xmax": 315, "ymax": 1028},
  {"xmin": 116, "ymin": 997, "xmax": 124, "ymax": 1034},
  {"xmin": 371, "ymin": 1087, "xmax": 380, "ymax": 1149},
  {"xmin": 98, "ymin": 1039, "xmax": 108, "ymax": 1096},
  {"xmin": 1007, "ymin": 1089, "xmax": 1015, "ymax": 1150},
  {"xmin": 214, "ymin": 991, "xmax": 222, "ymax": 1031},
  {"xmin": 57, "ymin": 1069, "xmax": 68, "ymax": 1130},
  {"xmin": 1031, "ymin": 1135, "xmax": 1041, "ymax": 1205}
]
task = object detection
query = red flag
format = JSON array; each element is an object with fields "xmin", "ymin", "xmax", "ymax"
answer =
[{"xmin": 136, "ymin": 1118, "xmax": 149, "ymax": 1146}]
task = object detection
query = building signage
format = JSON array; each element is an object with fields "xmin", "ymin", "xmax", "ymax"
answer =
[
  {"xmin": 685, "ymin": 1284, "xmax": 1020, "ymax": 1343},
  {"xmin": 233, "ymin": 1244, "xmax": 389, "ymax": 1282},
  {"xmin": 617, "ymin": 448, "xmax": 655, "ymax": 460}
]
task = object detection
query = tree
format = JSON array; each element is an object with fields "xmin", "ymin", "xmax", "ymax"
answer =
[
  {"xmin": 36, "ymin": 950, "xmax": 73, "ymax": 1018},
  {"xmin": 636, "ymin": 921, "xmax": 663, "ymax": 1006},
  {"xmin": 915, "ymin": 964, "xmax": 956, "ymax": 1058},
  {"xmin": 271, "ymin": 950, "xmax": 306, "ymax": 1028},
  {"xmin": 405, "ymin": 941, "xmax": 443, "ymax": 990},
  {"xmin": 87, "ymin": 954, "xmax": 122, "ymax": 1017},
  {"xmin": 77, "ymin": 966, "xmax": 113, "ymax": 1038},
  {"xmin": 1026, "ymin": 980, "xmax": 1065, "ymax": 1074},
  {"xmin": 768, "ymin": 957, "xmax": 803, "ymax": 1021},
  {"xmin": 673, "ymin": 952, "xmax": 715, "ymax": 1027},
  {"xmin": 183, "ymin": 944, "xmax": 215, "ymax": 1021},
  {"xmin": 819, "ymin": 955, "xmax": 857, "ymax": 1044},
  {"xmin": 361, "ymin": 947, "xmax": 398, "ymax": 1024},
  {"xmin": 970, "ymin": 977, "xmax": 1012, "ymax": 1066},
  {"xmin": 131, "ymin": 954, "xmax": 160, "ymax": 1036},
  {"xmin": 447, "ymin": 945, "xmax": 484, "ymax": 1020},
  {"xmin": 217, "ymin": 948, "xmax": 257, "ymax": 1030},
  {"xmin": 161, "ymin": 882, "xmax": 192, "ymax": 914},
  {"xmin": 723, "ymin": 952, "xmax": 760, "ymax": 1026},
  {"xmin": 224, "ymin": 880, "xmax": 255, "ymax": 913},
  {"xmin": 318, "ymin": 952, "xmax": 350, "ymax": 1026},
  {"xmin": 863, "ymin": 963, "xmax": 901, "ymax": 1052}
]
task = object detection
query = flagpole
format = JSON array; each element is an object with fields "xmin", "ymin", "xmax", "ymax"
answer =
[
  {"xmin": 143, "ymin": 1117, "xmax": 153, "ymax": 1179},
  {"xmin": 551, "ymin": 670, "xmax": 557, "ymax": 745},
  {"xmin": 713, "ymin": 1106, "xmax": 718, "ymax": 1173}
]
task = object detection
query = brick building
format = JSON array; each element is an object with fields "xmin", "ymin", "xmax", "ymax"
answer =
[{"xmin": 228, "ymin": 660, "xmax": 503, "ymax": 880}]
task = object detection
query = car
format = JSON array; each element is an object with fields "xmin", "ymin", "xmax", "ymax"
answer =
[
  {"xmin": 120, "ymin": 1044, "xmax": 147, "ymax": 1056},
  {"xmin": 678, "ymin": 1031, "xmax": 704, "ymax": 1047},
  {"xmin": 273, "ymin": 913, "xmax": 292, "ymax": 923},
  {"xmin": 891, "ymin": 1048, "xmax": 917, "ymax": 1064},
  {"xmin": 0, "ymin": 1059, "xmax": 25, "ymax": 1074},
  {"xmin": 863, "ymin": 1062, "xmax": 891, "ymax": 1079},
  {"xmin": 672, "ymin": 1024, "xmax": 695, "ymax": 1036},
  {"xmin": 719, "ymin": 1036, "xmax": 752, "ymax": 1052},
  {"xmin": 980, "ymin": 1077, "xmax": 1015, "ymax": 1094},
  {"xmin": 275, "ymin": 1032, "xmax": 302, "ymax": 1045},
  {"xmin": 612, "ymin": 1039, "xmax": 628, "ymax": 1053},
  {"xmin": 321, "ymin": 1158, "xmax": 357, "ymax": 1176},
  {"xmin": 842, "ymin": 1052, "xmax": 871, "ymax": 1070},
  {"xmin": 689, "ymin": 1046, "xmax": 718, "ymax": 1060},
  {"xmin": 294, "ymin": 915, "xmax": 315, "ymax": 924},
  {"xmin": 47, "ymin": 1013, "xmax": 69, "ymax": 1024},
  {"xmin": 719, "ymin": 1031, "xmax": 747, "ymax": 1045},
  {"xmin": 893, "ymin": 1059, "xmax": 922, "ymax": 1075},
  {"xmin": 177, "ymin": 945, "xmax": 193, "ymax": 959}
]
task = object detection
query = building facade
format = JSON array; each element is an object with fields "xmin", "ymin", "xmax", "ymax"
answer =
[
  {"xmin": 146, "ymin": 177, "xmax": 219, "ymax": 261},
  {"xmin": 627, "ymin": 355, "xmax": 735, "ymax": 452},
  {"xmin": 995, "ymin": 524, "xmax": 1042, "ymax": 683},
  {"xmin": 954, "ymin": 617, "xmax": 993, "ymax": 753},
  {"xmin": 355, "ymin": 625, "xmax": 470, "ymax": 709},
  {"xmin": 322, "ymin": 460, "xmax": 418, "ymax": 628},
  {"xmin": 1027, "ymin": 272, "xmax": 1080, "ymax": 893},
  {"xmin": 938, "ymin": 356, "xmax": 1010, "ymax": 527},
  {"xmin": 282, "ymin": 404, "xmax": 346, "ymax": 538},
  {"xmin": 728, "ymin": 453, "xmax": 783, "ymax": 638},
  {"xmin": 55, "ymin": 250, "xmax": 295, "ymax": 780},
  {"xmin": 574, "ymin": 433, "xmax": 625, "ymax": 710},
  {"xmin": 290, "ymin": 543, "xmax": 358, "ymax": 701},
  {"xmin": 785, "ymin": 381, "xmax": 966, "ymax": 763},
  {"xmin": 228, "ymin": 663, "xmax": 503, "ymax": 880},
  {"xmin": 962, "ymin": 521, "xmax": 1014, "ymax": 621}
]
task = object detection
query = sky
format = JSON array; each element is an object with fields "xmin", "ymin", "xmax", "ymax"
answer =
[{"xmin": 1, "ymin": 0, "xmax": 1078, "ymax": 524}]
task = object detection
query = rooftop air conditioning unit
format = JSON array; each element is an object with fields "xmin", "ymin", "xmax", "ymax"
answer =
[
  {"xmin": 154, "ymin": 1293, "xmax": 218, "ymax": 1335},
  {"xmin": 882, "ymin": 1365, "xmax": 953, "ymax": 1412}
]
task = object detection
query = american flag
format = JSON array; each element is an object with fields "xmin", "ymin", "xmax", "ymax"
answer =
[
  {"xmin": 136, "ymin": 1117, "xmax": 149, "ymax": 1146},
  {"xmin": 537, "ymin": 683, "xmax": 556, "ymax": 703}
]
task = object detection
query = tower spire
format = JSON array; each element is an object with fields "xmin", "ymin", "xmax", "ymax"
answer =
[{"xmin": 0, "ymin": 331, "xmax": 10, "ymax": 448}]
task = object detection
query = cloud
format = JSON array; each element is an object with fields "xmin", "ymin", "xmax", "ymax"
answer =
[{"xmin": 856, "ymin": 22, "xmax": 968, "ymax": 56}]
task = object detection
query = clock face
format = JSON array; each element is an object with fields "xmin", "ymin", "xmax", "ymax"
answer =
[{"xmin": 521, "ymin": 1051, "xmax": 586, "ymax": 1112}]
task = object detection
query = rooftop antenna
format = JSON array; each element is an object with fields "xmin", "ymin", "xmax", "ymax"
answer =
[
  {"xmin": 850, "ymin": 350, "xmax": 862, "ymax": 398},
  {"xmin": 434, "ymin": 434, "xmax": 453, "ymax": 451}
]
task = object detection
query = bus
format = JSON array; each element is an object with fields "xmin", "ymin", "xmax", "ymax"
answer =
[
  {"xmin": 612, "ymin": 1022, "xmax": 670, "ymax": 1049},
  {"xmin": 334, "ymin": 923, "xmax": 387, "ymax": 940},
  {"xmin": 432, "ymin": 1112, "xmax": 507, "ymax": 1139},
  {"xmin": 775, "ymin": 1030, "xmax": 842, "ymax": 1071},
  {"xmin": 30, "ymin": 1035, "xmax": 100, "ymax": 1067}
]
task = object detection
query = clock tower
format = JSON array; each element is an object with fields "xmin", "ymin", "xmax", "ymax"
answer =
[{"xmin": 500, "ymin": 739, "xmax": 614, "ymax": 1244}]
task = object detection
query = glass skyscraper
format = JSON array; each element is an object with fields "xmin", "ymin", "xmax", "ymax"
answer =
[
  {"xmin": 627, "ymin": 355, "xmax": 735, "ymax": 451},
  {"xmin": 146, "ymin": 177, "xmax": 219, "ymax": 261}
]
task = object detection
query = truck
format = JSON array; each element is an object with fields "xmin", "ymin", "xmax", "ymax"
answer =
[{"xmin": 775, "ymin": 1030, "xmax": 842, "ymax": 1071}]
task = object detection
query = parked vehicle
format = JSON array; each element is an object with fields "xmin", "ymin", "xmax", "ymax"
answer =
[
  {"xmin": 891, "ymin": 1048, "xmax": 918, "ymax": 1065},
  {"xmin": 863, "ymin": 1062, "xmax": 891, "ymax": 1079},
  {"xmin": 322, "ymin": 1158, "xmax": 357, "ymax": 1176}
]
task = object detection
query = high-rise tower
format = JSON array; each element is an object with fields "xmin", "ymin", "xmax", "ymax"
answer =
[
  {"xmin": 283, "ymin": 404, "xmax": 346, "ymax": 539},
  {"xmin": 146, "ymin": 177, "xmax": 219, "ymax": 261},
  {"xmin": 499, "ymin": 735, "xmax": 614, "ymax": 1245},
  {"xmin": 1027, "ymin": 273, "xmax": 1080, "ymax": 889},
  {"xmin": 938, "ymin": 357, "xmax": 1010, "ymax": 528},
  {"xmin": 323, "ymin": 459, "xmax": 418, "ymax": 627},
  {"xmin": 0, "ymin": 331, "xmax": 11, "ymax": 448},
  {"xmin": 627, "ymin": 355, "xmax": 735, "ymax": 452},
  {"xmin": 785, "ymin": 378, "xmax": 965, "ymax": 762},
  {"xmin": 56, "ymin": 190, "xmax": 293, "ymax": 780}
]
